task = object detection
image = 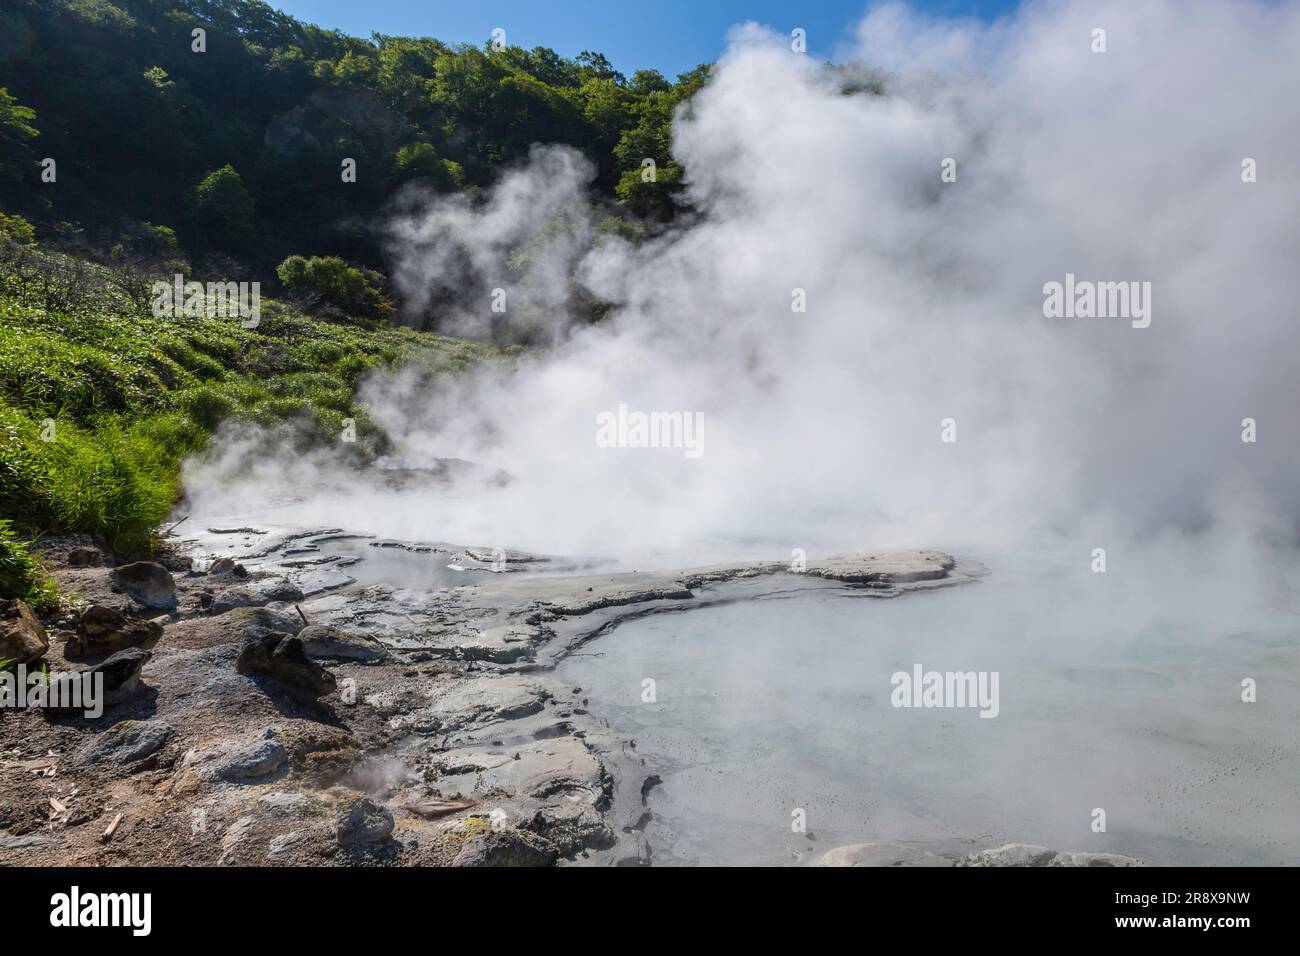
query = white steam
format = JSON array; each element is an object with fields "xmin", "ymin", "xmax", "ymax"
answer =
[{"xmin": 188, "ymin": 0, "xmax": 1300, "ymax": 569}]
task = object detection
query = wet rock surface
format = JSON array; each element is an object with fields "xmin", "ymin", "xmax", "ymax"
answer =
[
  {"xmin": 0, "ymin": 526, "xmax": 1007, "ymax": 868},
  {"xmin": 816, "ymin": 841, "xmax": 1145, "ymax": 867},
  {"xmin": 298, "ymin": 624, "xmax": 388, "ymax": 663}
]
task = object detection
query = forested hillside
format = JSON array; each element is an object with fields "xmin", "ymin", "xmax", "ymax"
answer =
[
  {"xmin": 2, "ymin": 0, "xmax": 721, "ymax": 599},
  {"xmin": 0, "ymin": 0, "xmax": 707, "ymax": 275}
]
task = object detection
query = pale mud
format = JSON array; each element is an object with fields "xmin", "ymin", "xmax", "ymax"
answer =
[{"xmin": 0, "ymin": 526, "xmax": 1138, "ymax": 866}]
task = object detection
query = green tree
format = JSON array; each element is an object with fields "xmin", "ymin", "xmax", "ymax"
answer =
[
  {"xmin": 188, "ymin": 165, "xmax": 256, "ymax": 250},
  {"xmin": 0, "ymin": 88, "xmax": 38, "ymax": 185},
  {"xmin": 276, "ymin": 254, "xmax": 393, "ymax": 321},
  {"xmin": 389, "ymin": 142, "xmax": 460, "ymax": 190}
]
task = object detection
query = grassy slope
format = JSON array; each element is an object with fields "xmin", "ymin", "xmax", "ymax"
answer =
[{"xmin": 0, "ymin": 263, "xmax": 498, "ymax": 605}]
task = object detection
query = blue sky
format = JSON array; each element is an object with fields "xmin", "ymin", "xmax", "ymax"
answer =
[{"xmin": 268, "ymin": 0, "xmax": 1022, "ymax": 79}]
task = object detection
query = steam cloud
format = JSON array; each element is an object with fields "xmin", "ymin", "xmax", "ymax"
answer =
[{"xmin": 187, "ymin": 0, "xmax": 1300, "ymax": 569}]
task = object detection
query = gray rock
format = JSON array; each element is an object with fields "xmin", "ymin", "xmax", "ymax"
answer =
[
  {"xmin": 451, "ymin": 624, "xmax": 542, "ymax": 663},
  {"xmin": 960, "ymin": 844, "xmax": 1060, "ymax": 866},
  {"xmin": 262, "ymin": 581, "xmax": 305, "ymax": 603},
  {"xmin": 426, "ymin": 676, "xmax": 547, "ymax": 731},
  {"xmin": 258, "ymin": 791, "xmax": 311, "ymax": 812},
  {"xmin": 46, "ymin": 647, "xmax": 151, "ymax": 714},
  {"xmin": 336, "ymin": 797, "xmax": 394, "ymax": 847},
  {"xmin": 526, "ymin": 802, "xmax": 616, "ymax": 856},
  {"xmin": 1051, "ymin": 851, "xmax": 1146, "ymax": 867},
  {"xmin": 958, "ymin": 843, "xmax": 1145, "ymax": 867},
  {"xmin": 211, "ymin": 588, "xmax": 268, "ymax": 614},
  {"xmin": 452, "ymin": 828, "xmax": 558, "ymax": 867},
  {"xmin": 0, "ymin": 598, "xmax": 48, "ymax": 665},
  {"xmin": 75, "ymin": 720, "xmax": 172, "ymax": 765},
  {"xmin": 0, "ymin": 832, "xmax": 61, "ymax": 849},
  {"xmin": 472, "ymin": 736, "xmax": 605, "ymax": 799},
  {"xmin": 66, "ymin": 605, "xmax": 162, "ymax": 658},
  {"xmin": 109, "ymin": 561, "xmax": 177, "ymax": 610},
  {"xmin": 95, "ymin": 647, "xmax": 153, "ymax": 706},
  {"xmin": 817, "ymin": 842, "xmax": 956, "ymax": 867},
  {"xmin": 207, "ymin": 558, "xmax": 247, "ymax": 577},
  {"xmin": 432, "ymin": 737, "xmax": 613, "ymax": 855},
  {"xmin": 218, "ymin": 816, "xmax": 258, "ymax": 863},
  {"xmin": 207, "ymin": 739, "xmax": 288, "ymax": 782},
  {"xmin": 267, "ymin": 830, "xmax": 304, "ymax": 857},
  {"xmin": 298, "ymin": 624, "xmax": 388, "ymax": 662},
  {"xmin": 236, "ymin": 632, "xmax": 336, "ymax": 699}
]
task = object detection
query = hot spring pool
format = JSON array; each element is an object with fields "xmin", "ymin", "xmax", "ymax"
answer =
[{"xmin": 556, "ymin": 554, "xmax": 1300, "ymax": 866}]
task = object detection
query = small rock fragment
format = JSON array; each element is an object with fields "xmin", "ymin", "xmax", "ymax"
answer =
[{"xmin": 336, "ymin": 797, "xmax": 394, "ymax": 847}]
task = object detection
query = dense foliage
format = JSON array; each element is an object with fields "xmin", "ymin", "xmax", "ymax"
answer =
[
  {"xmin": 0, "ymin": 219, "xmax": 498, "ymax": 602},
  {"xmin": 0, "ymin": 0, "xmax": 712, "ymax": 606},
  {"xmin": 0, "ymin": 0, "xmax": 708, "ymax": 272}
]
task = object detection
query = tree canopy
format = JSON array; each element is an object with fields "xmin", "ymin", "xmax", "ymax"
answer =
[{"xmin": 0, "ymin": 0, "xmax": 710, "ymax": 271}]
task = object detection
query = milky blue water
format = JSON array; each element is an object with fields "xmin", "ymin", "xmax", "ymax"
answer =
[{"xmin": 558, "ymin": 554, "xmax": 1300, "ymax": 865}]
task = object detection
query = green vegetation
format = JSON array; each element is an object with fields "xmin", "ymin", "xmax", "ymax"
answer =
[
  {"xmin": 0, "ymin": 0, "xmax": 708, "ymax": 276},
  {"xmin": 0, "ymin": 225, "xmax": 498, "ymax": 603},
  {"xmin": 0, "ymin": 520, "xmax": 58, "ymax": 612},
  {"xmin": 276, "ymin": 255, "xmax": 394, "ymax": 321},
  {"xmin": 0, "ymin": 0, "xmax": 717, "ymax": 607}
]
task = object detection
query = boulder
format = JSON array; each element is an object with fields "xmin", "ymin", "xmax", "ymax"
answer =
[
  {"xmin": 452, "ymin": 827, "xmax": 557, "ymax": 867},
  {"xmin": 236, "ymin": 633, "xmax": 336, "ymax": 699},
  {"xmin": 0, "ymin": 599, "xmax": 48, "ymax": 665},
  {"xmin": 211, "ymin": 588, "xmax": 268, "ymax": 614},
  {"xmin": 227, "ymin": 606, "xmax": 304, "ymax": 636},
  {"xmin": 336, "ymin": 797, "xmax": 394, "ymax": 847},
  {"xmin": 526, "ymin": 801, "xmax": 616, "ymax": 856},
  {"xmin": 46, "ymin": 647, "xmax": 151, "ymax": 715},
  {"xmin": 206, "ymin": 739, "xmax": 288, "ymax": 782},
  {"xmin": 109, "ymin": 561, "xmax": 176, "ymax": 610},
  {"xmin": 75, "ymin": 720, "xmax": 172, "ymax": 765},
  {"xmin": 94, "ymin": 647, "xmax": 153, "ymax": 707},
  {"xmin": 298, "ymin": 624, "xmax": 388, "ymax": 662},
  {"xmin": 65, "ymin": 605, "xmax": 162, "ymax": 658}
]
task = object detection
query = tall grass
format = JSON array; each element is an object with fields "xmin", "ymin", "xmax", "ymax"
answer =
[
  {"xmin": 0, "ymin": 519, "xmax": 57, "ymax": 611},
  {"xmin": 0, "ymin": 269, "xmax": 499, "ymax": 606}
]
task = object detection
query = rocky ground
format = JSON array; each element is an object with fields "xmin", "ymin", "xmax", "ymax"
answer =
[{"xmin": 0, "ymin": 528, "xmax": 1143, "ymax": 867}]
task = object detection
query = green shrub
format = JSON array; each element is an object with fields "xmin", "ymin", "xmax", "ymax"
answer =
[
  {"xmin": 276, "ymin": 255, "xmax": 395, "ymax": 321},
  {"xmin": 0, "ymin": 248, "xmax": 499, "ymax": 556},
  {"xmin": 0, "ymin": 520, "xmax": 57, "ymax": 610},
  {"xmin": 177, "ymin": 383, "xmax": 238, "ymax": 431}
]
